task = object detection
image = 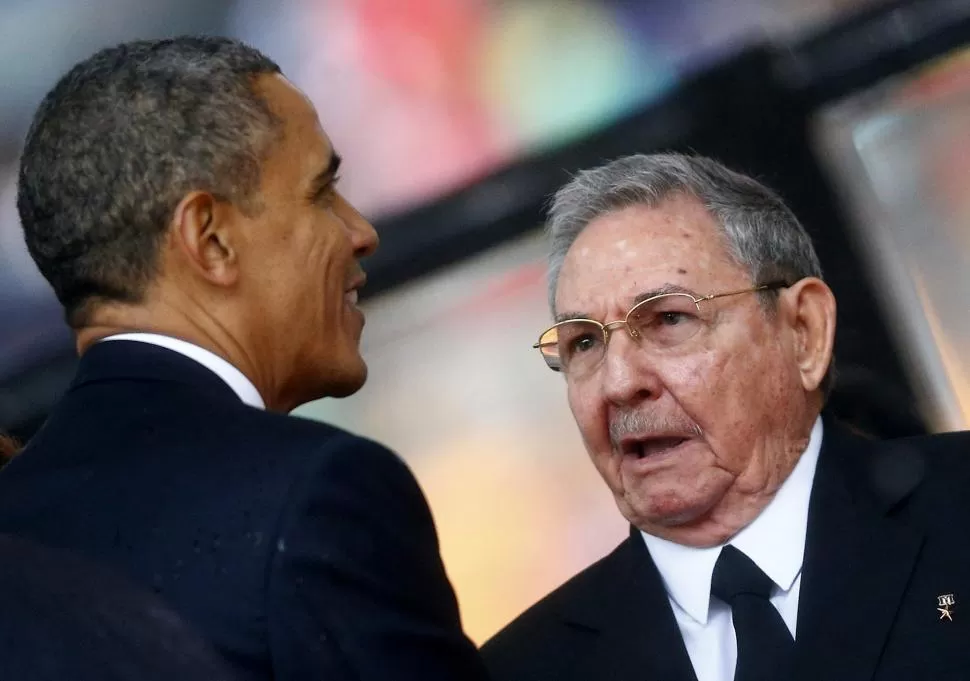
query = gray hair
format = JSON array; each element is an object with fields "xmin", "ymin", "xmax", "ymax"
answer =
[
  {"xmin": 546, "ymin": 153, "xmax": 833, "ymax": 395},
  {"xmin": 18, "ymin": 36, "xmax": 282, "ymax": 328},
  {"xmin": 546, "ymin": 153, "xmax": 822, "ymax": 311}
]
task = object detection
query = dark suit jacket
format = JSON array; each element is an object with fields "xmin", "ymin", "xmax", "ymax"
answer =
[
  {"xmin": 0, "ymin": 341, "xmax": 488, "ymax": 681},
  {"xmin": 482, "ymin": 421, "xmax": 970, "ymax": 681},
  {"xmin": 0, "ymin": 532, "xmax": 238, "ymax": 681}
]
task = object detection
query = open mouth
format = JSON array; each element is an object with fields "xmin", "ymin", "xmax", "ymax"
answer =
[
  {"xmin": 344, "ymin": 274, "xmax": 366, "ymax": 307},
  {"xmin": 620, "ymin": 436, "xmax": 689, "ymax": 459}
]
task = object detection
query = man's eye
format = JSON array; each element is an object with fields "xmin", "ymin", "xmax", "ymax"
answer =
[
  {"xmin": 571, "ymin": 335, "xmax": 598, "ymax": 353},
  {"xmin": 314, "ymin": 177, "xmax": 341, "ymax": 206},
  {"xmin": 660, "ymin": 311, "xmax": 691, "ymax": 325}
]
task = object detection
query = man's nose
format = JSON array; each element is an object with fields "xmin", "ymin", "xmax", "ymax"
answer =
[
  {"xmin": 600, "ymin": 328, "xmax": 663, "ymax": 407},
  {"xmin": 338, "ymin": 195, "xmax": 379, "ymax": 258}
]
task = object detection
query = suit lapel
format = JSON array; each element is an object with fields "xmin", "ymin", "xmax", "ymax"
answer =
[
  {"xmin": 561, "ymin": 529, "xmax": 698, "ymax": 681},
  {"xmin": 794, "ymin": 422, "xmax": 926, "ymax": 681}
]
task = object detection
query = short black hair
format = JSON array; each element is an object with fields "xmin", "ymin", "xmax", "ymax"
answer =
[{"xmin": 17, "ymin": 36, "xmax": 282, "ymax": 327}]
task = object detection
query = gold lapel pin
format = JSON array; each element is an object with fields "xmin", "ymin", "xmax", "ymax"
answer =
[{"xmin": 937, "ymin": 593, "xmax": 956, "ymax": 621}]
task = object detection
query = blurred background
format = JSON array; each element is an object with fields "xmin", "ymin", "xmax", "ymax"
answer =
[{"xmin": 1, "ymin": 0, "xmax": 968, "ymax": 644}]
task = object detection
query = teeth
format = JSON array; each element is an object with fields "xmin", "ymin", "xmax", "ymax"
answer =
[{"xmin": 345, "ymin": 289, "xmax": 359, "ymax": 305}]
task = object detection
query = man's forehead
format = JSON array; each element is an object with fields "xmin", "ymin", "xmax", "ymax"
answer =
[
  {"xmin": 554, "ymin": 199, "xmax": 737, "ymax": 312},
  {"xmin": 257, "ymin": 74, "xmax": 333, "ymax": 177},
  {"xmin": 574, "ymin": 198, "xmax": 718, "ymax": 247},
  {"xmin": 258, "ymin": 74, "xmax": 316, "ymax": 121},
  {"xmin": 564, "ymin": 201, "xmax": 722, "ymax": 272}
]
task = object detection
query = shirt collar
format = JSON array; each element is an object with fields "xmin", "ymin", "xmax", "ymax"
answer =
[
  {"xmin": 641, "ymin": 417, "xmax": 823, "ymax": 625},
  {"xmin": 99, "ymin": 333, "xmax": 266, "ymax": 410}
]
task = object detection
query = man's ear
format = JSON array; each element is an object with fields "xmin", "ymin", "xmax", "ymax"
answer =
[
  {"xmin": 169, "ymin": 191, "xmax": 240, "ymax": 287},
  {"xmin": 779, "ymin": 277, "xmax": 837, "ymax": 393}
]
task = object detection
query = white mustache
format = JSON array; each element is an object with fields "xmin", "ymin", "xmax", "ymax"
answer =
[{"xmin": 608, "ymin": 410, "xmax": 703, "ymax": 446}]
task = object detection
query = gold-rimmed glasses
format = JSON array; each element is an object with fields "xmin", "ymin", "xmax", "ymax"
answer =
[{"xmin": 533, "ymin": 282, "xmax": 790, "ymax": 374}]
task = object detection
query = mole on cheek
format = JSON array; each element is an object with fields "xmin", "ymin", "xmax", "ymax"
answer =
[{"xmin": 677, "ymin": 268, "xmax": 688, "ymax": 275}]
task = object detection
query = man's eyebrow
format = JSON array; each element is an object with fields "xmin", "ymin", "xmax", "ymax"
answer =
[
  {"xmin": 307, "ymin": 152, "xmax": 343, "ymax": 197},
  {"xmin": 631, "ymin": 283, "xmax": 697, "ymax": 305},
  {"xmin": 553, "ymin": 283, "xmax": 699, "ymax": 322}
]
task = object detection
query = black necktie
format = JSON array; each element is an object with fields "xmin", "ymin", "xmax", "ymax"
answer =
[{"xmin": 711, "ymin": 545, "xmax": 794, "ymax": 681}]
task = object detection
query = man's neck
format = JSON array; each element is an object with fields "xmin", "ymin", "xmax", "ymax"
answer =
[{"xmin": 76, "ymin": 302, "xmax": 283, "ymax": 411}]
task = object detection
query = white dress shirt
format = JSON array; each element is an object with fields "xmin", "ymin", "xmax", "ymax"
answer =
[
  {"xmin": 641, "ymin": 417, "xmax": 823, "ymax": 681},
  {"xmin": 100, "ymin": 333, "xmax": 266, "ymax": 410}
]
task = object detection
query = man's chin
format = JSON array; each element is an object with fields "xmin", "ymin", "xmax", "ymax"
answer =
[
  {"xmin": 326, "ymin": 358, "xmax": 368, "ymax": 398},
  {"xmin": 621, "ymin": 491, "xmax": 740, "ymax": 547},
  {"xmin": 620, "ymin": 490, "xmax": 708, "ymax": 531},
  {"xmin": 296, "ymin": 353, "xmax": 368, "ymax": 403}
]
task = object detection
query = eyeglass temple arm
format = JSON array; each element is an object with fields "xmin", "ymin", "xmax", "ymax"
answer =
[{"xmin": 700, "ymin": 281, "xmax": 790, "ymax": 302}]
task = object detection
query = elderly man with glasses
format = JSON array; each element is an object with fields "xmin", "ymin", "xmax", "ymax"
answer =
[{"xmin": 482, "ymin": 153, "xmax": 970, "ymax": 681}]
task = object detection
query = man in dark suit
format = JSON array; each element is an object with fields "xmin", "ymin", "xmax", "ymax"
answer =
[
  {"xmin": 0, "ymin": 36, "xmax": 487, "ymax": 681},
  {"xmin": 481, "ymin": 153, "xmax": 970, "ymax": 681}
]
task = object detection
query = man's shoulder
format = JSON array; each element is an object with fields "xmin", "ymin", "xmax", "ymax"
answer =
[
  {"xmin": 895, "ymin": 429, "xmax": 970, "ymax": 490},
  {"xmin": 830, "ymin": 423, "xmax": 970, "ymax": 479},
  {"xmin": 482, "ymin": 537, "xmax": 633, "ymax": 670},
  {"xmin": 230, "ymin": 406, "xmax": 366, "ymax": 448},
  {"xmin": 876, "ymin": 429, "xmax": 970, "ymax": 481},
  {"xmin": 893, "ymin": 429, "xmax": 970, "ymax": 456},
  {"xmin": 196, "ymin": 405, "xmax": 406, "ymax": 477},
  {"xmin": 22, "ymin": 383, "xmax": 404, "ymax": 493},
  {"xmin": 853, "ymin": 429, "xmax": 970, "ymax": 524}
]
